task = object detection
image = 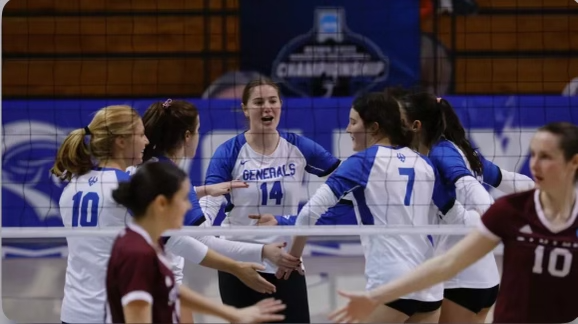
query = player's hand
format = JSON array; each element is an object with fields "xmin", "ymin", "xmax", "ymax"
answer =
[
  {"xmin": 262, "ymin": 242, "xmax": 301, "ymax": 268},
  {"xmin": 231, "ymin": 298, "xmax": 286, "ymax": 323},
  {"xmin": 249, "ymin": 214, "xmax": 278, "ymax": 226},
  {"xmin": 275, "ymin": 264, "xmax": 304, "ymax": 280},
  {"xmin": 204, "ymin": 180, "xmax": 249, "ymax": 197},
  {"xmin": 233, "ymin": 262, "xmax": 276, "ymax": 294},
  {"xmin": 328, "ymin": 290, "xmax": 379, "ymax": 323}
]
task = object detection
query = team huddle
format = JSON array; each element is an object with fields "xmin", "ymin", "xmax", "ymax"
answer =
[{"xmin": 50, "ymin": 77, "xmax": 578, "ymax": 323}]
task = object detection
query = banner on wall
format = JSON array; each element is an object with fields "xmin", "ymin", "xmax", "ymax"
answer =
[
  {"xmin": 3, "ymin": 95, "xmax": 578, "ymax": 233},
  {"xmin": 239, "ymin": 0, "xmax": 421, "ymax": 97}
]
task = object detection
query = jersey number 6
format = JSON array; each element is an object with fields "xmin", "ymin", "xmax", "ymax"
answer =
[
  {"xmin": 71, "ymin": 191, "xmax": 100, "ymax": 227},
  {"xmin": 398, "ymin": 168, "xmax": 415, "ymax": 206}
]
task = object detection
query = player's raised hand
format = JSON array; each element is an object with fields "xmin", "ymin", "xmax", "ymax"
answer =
[
  {"xmin": 231, "ymin": 298, "xmax": 286, "ymax": 323},
  {"xmin": 233, "ymin": 262, "xmax": 276, "ymax": 294},
  {"xmin": 262, "ymin": 242, "xmax": 301, "ymax": 268},
  {"xmin": 329, "ymin": 290, "xmax": 379, "ymax": 323},
  {"xmin": 248, "ymin": 214, "xmax": 278, "ymax": 226},
  {"xmin": 202, "ymin": 180, "xmax": 249, "ymax": 197}
]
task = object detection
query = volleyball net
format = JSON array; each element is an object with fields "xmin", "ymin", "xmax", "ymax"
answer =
[
  {"xmin": 1, "ymin": 96, "xmax": 543, "ymax": 323},
  {"xmin": 1, "ymin": 95, "xmax": 565, "ymax": 322}
]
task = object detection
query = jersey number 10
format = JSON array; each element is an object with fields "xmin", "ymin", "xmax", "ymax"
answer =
[
  {"xmin": 532, "ymin": 245, "xmax": 573, "ymax": 278},
  {"xmin": 71, "ymin": 191, "xmax": 100, "ymax": 227}
]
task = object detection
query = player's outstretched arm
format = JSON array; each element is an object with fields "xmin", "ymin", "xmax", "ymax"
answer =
[
  {"xmin": 249, "ymin": 199, "xmax": 355, "ymax": 226},
  {"xmin": 195, "ymin": 180, "xmax": 249, "ymax": 198},
  {"xmin": 329, "ymin": 230, "xmax": 499, "ymax": 323},
  {"xmin": 199, "ymin": 249, "xmax": 277, "ymax": 294},
  {"xmin": 195, "ymin": 234, "xmax": 301, "ymax": 269},
  {"xmin": 178, "ymin": 285, "xmax": 286, "ymax": 323},
  {"xmin": 166, "ymin": 231, "xmax": 274, "ymax": 291},
  {"xmin": 496, "ymin": 168, "xmax": 535, "ymax": 193}
]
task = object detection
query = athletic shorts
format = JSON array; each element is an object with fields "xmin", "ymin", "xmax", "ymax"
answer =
[
  {"xmin": 218, "ymin": 270, "xmax": 310, "ymax": 323},
  {"xmin": 443, "ymin": 285, "xmax": 499, "ymax": 314},
  {"xmin": 385, "ymin": 298, "xmax": 443, "ymax": 317}
]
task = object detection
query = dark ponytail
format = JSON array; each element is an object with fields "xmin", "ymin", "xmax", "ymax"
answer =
[
  {"xmin": 112, "ymin": 161, "xmax": 188, "ymax": 217},
  {"xmin": 352, "ymin": 92, "xmax": 414, "ymax": 147},
  {"xmin": 438, "ymin": 99, "xmax": 483, "ymax": 175},
  {"xmin": 399, "ymin": 92, "xmax": 446, "ymax": 149},
  {"xmin": 142, "ymin": 99, "xmax": 199, "ymax": 162}
]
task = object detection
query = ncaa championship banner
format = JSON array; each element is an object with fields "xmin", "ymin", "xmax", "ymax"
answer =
[
  {"xmin": 2, "ymin": 95, "xmax": 577, "ymax": 231},
  {"xmin": 239, "ymin": 0, "xmax": 421, "ymax": 97}
]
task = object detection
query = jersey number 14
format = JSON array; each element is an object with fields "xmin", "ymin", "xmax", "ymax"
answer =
[
  {"xmin": 71, "ymin": 191, "xmax": 100, "ymax": 227},
  {"xmin": 260, "ymin": 181, "xmax": 284, "ymax": 206}
]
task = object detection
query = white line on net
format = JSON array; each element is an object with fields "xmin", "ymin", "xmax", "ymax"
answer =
[{"xmin": 1, "ymin": 225, "xmax": 476, "ymax": 238}]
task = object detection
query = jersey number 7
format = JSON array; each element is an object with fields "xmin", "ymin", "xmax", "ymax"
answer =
[
  {"xmin": 398, "ymin": 168, "xmax": 415, "ymax": 206},
  {"xmin": 71, "ymin": 191, "xmax": 100, "ymax": 227}
]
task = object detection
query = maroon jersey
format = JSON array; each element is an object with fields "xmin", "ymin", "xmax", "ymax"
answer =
[
  {"xmin": 479, "ymin": 189, "xmax": 578, "ymax": 323},
  {"xmin": 106, "ymin": 224, "xmax": 180, "ymax": 323}
]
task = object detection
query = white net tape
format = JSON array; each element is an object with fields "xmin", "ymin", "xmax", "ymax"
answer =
[{"xmin": 1, "ymin": 224, "xmax": 476, "ymax": 238}]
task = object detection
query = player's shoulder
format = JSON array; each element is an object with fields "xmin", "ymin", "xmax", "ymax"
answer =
[
  {"xmin": 91, "ymin": 167, "xmax": 130, "ymax": 184},
  {"xmin": 63, "ymin": 168, "xmax": 126, "ymax": 194},
  {"xmin": 491, "ymin": 190, "xmax": 536, "ymax": 214},
  {"xmin": 279, "ymin": 131, "xmax": 320, "ymax": 151},
  {"xmin": 213, "ymin": 133, "xmax": 247, "ymax": 157},
  {"xmin": 430, "ymin": 139, "xmax": 463, "ymax": 158},
  {"xmin": 113, "ymin": 228, "xmax": 155, "ymax": 256},
  {"xmin": 347, "ymin": 145, "xmax": 381, "ymax": 160}
]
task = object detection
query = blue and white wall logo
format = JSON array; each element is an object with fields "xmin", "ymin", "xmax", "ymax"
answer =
[
  {"xmin": 272, "ymin": 7, "xmax": 389, "ymax": 98},
  {"xmin": 2, "ymin": 121, "xmax": 70, "ymax": 227}
]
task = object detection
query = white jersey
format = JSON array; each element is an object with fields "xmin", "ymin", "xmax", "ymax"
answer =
[
  {"xmin": 429, "ymin": 139, "xmax": 500, "ymax": 289},
  {"xmin": 59, "ymin": 167, "xmax": 131, "ymax": 323},
  {"xmin": 201, "ymin": 132, "xmax": 340, "ymax": 273},
  {"xmin": 297, "ymin": 145, "xmax": 445, "ymax": 302}
]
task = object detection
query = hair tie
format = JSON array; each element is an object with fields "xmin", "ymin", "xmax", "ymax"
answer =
[
  {"xmin": 162, "ymin": 99, "xmax": 172, "ymax": 109},
  {"xmin": 84, "ymin": 126, "xmax": 92, "ymax": 135}
]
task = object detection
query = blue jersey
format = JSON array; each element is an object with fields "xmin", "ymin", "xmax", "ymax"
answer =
[
  {"xmin": 203, "ymin": 131, "xmax": 340, "ymax": 273},
  {"xmin": 429, "ymin": 139, "xmax": 502, "ymax": 189},
  {"xmin": 297, "ymin": 145, "xmax": 450, "ymax": 302},
  {"xmin": 428, "ymin": 139, "xmax": 501, "ymax": 289}
]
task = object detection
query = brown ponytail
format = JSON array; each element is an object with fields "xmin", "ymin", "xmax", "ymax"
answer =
[
  {"xmin": 51, "ymin": 127, "xmax": 92, "ymax": 181},
  {"xmin": 50, "ymin": 105, "xmax": 141, "ymax": 181}
]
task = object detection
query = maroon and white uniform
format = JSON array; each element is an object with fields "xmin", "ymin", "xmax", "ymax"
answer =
[
  {"xmin": 479, "ymin": 189, "xmax": 578, "ymax": 323},
  {"xmin": 106, "ymin": 224, "xmax": 180, "ymax": 323}
]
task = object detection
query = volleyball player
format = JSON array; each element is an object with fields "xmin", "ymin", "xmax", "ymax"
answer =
[
  {"xmin": 139, "ymin": 98, "xmax": 301, "ymax": 321},
  {"xmin": 107, "ymin": 161, "xmax": 286, "ymax": 323},
  {"xmin": 397, "ymin": 92, "xmax": 534, "ymax": 323},
  {"xmin": 279, "ymin": 92, "xmax": 480, "ymax": 323},
  {"xmin": 330, "ymin": 122, "xmax": 578, "ymax": 324},
  {"xmin": 51, "ymin": 106, "xmax": 280, "ymax": 324},
  {"xmin": 199, "ymin": 78, "xmax": 345, "ymax": 323}
]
